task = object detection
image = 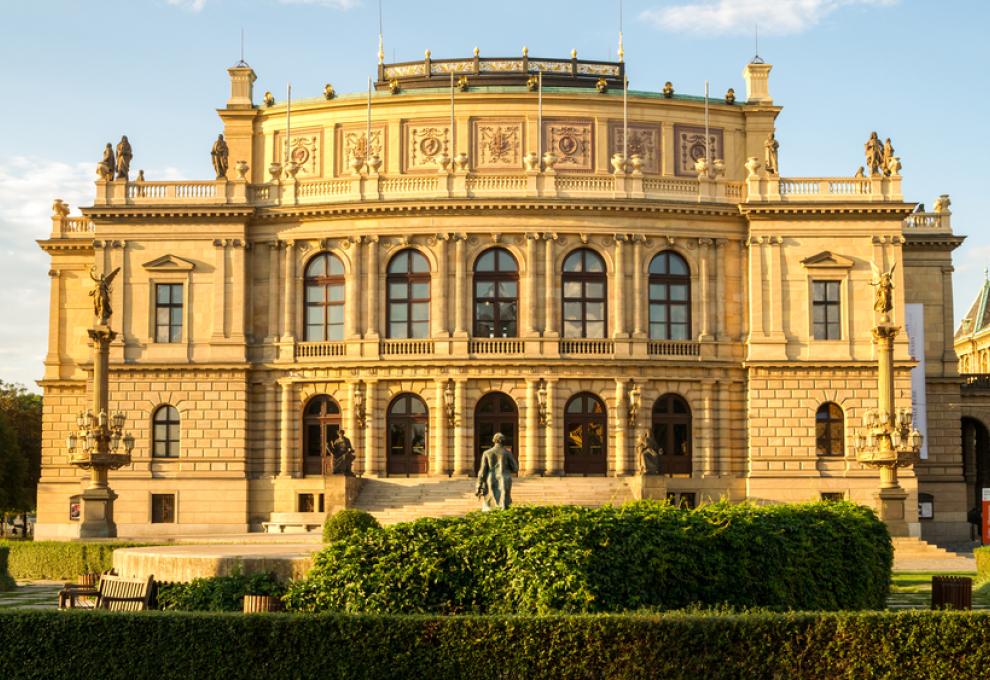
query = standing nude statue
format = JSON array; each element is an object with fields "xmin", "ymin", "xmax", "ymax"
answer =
[{"xmin": 476, "ymin": 433, "xmax": 518, "ymax": 511}]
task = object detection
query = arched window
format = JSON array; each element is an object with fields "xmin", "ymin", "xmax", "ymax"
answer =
[
  {"xmin": 562, "ymin": 249, "xmax": 607, "ymax": 339},
  {"xmin": 152, "ymin": 405, "xmax": 180, "ymax": 458},
  {"xmin": 303, "ymin": 396, "xmax": 341, "ymax": 475},
  {"xmin": 816, "ymin": 402, "xmax": 844, "ymax": 456},
  {"xmin": 387, "ymin": 250, "xmax": 430, "ymax": 339},
  {"xmin": 649, "ymin": 251, "xmax": 690, "ymax": 340},
  {"xmin": 473, "ymin": 248, "xmax": 519, "ymax": 338},
  {"xmin": 475, "ymin": 392, "xmax": 518, "ymax": 473},
  {"xmin": 563, "ymin": 393, "xmax": 607, "ymax": 474},
  {"xmin": 652, "ymin": 394, "xmax": 691, "ymax": 474},
  {"xmin": 387, "ymin": 393, "xmax": 429, "ymax": 475},
  {"xmin": 304, "ymin": 253, "xmax": 345, "ymax": 341}
]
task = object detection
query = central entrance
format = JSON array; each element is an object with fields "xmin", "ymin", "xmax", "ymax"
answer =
[
  {"xmin": 564, "ymin": 393, "xmax": 607, "ymax": 475},
  {"xmin": 387, "ymin": 393, "xmax": 429, "ymax": 475},
  {"xmin": 303, "ymin": 395, "xmax": 341, "ymax": 476},
  {"xmin": 474, "ymin": 392, "xmax": 518, "ymax": 473}
]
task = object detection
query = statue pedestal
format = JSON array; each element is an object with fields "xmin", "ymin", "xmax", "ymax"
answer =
[
  {"xmin": 630, "ymin": 474, "xmax": 666, "ymax": 501},
  {"xmin": 324, "ymin": 475, "xmax": 364, "ymax": 514},
  {"xmin": 875, "ymin": 486, "xmax": 911, "ymax": 537},
  {"xmin": 78, "ymin": 485, "xmax": 118, "ymax": 539}
]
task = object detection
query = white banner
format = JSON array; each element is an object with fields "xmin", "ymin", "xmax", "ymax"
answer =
[{"xmin": 905, "ymin": 303, "xmax": 929, "ymax": 459}]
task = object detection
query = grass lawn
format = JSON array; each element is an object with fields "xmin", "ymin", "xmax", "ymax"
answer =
[{"xmin": 888, "ymin": 571, "xmax": 990, "ymax": 610}]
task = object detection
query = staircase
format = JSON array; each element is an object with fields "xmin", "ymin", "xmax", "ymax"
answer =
[
  {"xmin": 354, "ymin": 476, "xmax": 635, "ymax": 525},
  {"xmin": 891, "ymin": 537, "xmax": 976, "ymax": 571}
]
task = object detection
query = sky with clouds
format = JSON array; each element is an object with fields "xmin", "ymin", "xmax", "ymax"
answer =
[{"xmin": 2, "ymin": 0, "xmax": 988, "ymax": 390}]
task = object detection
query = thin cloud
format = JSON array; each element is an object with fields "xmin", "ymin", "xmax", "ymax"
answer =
[
  {"xmin": 166, "ymin": 0, "xmax": 207, "ymax": 12},
  {"xmin": 276, "ymin": 0, "xmax": 362, "ymax": 8},
  {"xmin": 640, "ymin": 0, "xmax": 899, "ymax": 36}
]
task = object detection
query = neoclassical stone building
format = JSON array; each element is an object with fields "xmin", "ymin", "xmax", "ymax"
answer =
[{"xmin": 36, "ymin": 51, "xmax": 968, "ymax": 541}]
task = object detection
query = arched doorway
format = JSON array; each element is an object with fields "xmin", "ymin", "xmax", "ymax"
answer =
[
  {"xmin": 387, "ymin": 393, "xmax": 429, "ymax": 475},
  {"xmin": 564, "ymin": 393, "xmax": 607, "ymax": 475},
  {"xmin": 475, "ymin": 392, "xmax": 518, "ymax": 473},
  {"xmin": 303, "ymin": 396, "xmax": 341, "ymax": 476},
  {"xmin": 652, "ymin": 394, "xmax": 692, "ymax": 475},
  {"xmin": 962, "ymin": 416, "xmax": 990, "ymax": 509}
]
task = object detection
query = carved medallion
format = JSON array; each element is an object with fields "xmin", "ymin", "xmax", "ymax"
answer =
[
  {"xmin": 276, "ymin": 128, "xmax": 321, "ymax": 177},
  {"xmin": 338, "ymin": 126, "xmax": 385, "ymax": 175},
  {"xmin": 609, "ymin": 123, "xmax": 660, "ymax": 174},
  {"xmin": 543, "ymin": 120, "xmax": 593, "ymax": 171},
  {"xmin": 674, "ymin": 124, "xmax": 723, "ymax": 176},
  {"xmin": 472, "ymin": 120, "xmax": 523, "ymax": 169},
  {"xmin": 405, "ymin": 123, "xmax": 450, "ymax": 172}
]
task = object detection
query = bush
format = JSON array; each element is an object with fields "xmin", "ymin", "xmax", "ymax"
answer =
[
  {"xmin": 0, "ymin": 547, "xmax": 15, "ymax": 591},
  {"xmin": 0, "ymin": 610, "xmax": 989, "ymax": 679},
  {"xmin": 157, "ymin": 572, "xmax": 286, "ymax": 612},
  {"xmin": 976, "ymin": 546, "xmax": 990, "ymax": 585},
  {"xmin": 322, "ymin": 509, "xmax": 380, "ymax": 543},
  {"xmin": 286, "ymin": 500, "xmax": 891, "ymax": 614},
  {"xmin": 0, "ymin": 540, "xmax": 152, "ymax": 580}
]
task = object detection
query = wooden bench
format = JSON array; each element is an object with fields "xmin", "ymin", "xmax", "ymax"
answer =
[{"xmin": 59, "ymin": 573, "xmax": 155, "ymax": 611}]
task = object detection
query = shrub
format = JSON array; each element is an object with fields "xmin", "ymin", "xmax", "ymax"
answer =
[
  {"xmin": 0, "ymin": 540, "xmax": 152, "ymax": 580},
  {"xmin": 285, "ymin": 500, "xmax": 891, "ymax": 614},
  {"xmin": 0, "ymin": 610, "xmax": 989, "ymax": 679},
  {"xmin": 976, "ymin": 546, "xmax": 990, "ymax": 584},
  {"xmin": 157, "ymin": 572, "xmax": 286, "ymax": 612},
  {"xmin": 322, "ymin": 509, "xmax": 380, "ymax": 543},
  {"xmin": 0, "ymin": 547, "xmax": 15, "ymax": 591}
]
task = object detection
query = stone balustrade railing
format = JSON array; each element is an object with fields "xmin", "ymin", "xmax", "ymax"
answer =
[
  {"xmin": 902, "ymin": 210, "xmax": 952, "ymax": 234},
  {"xmin": 745, "ymin": 174, "xmax": 903, "ymax": 203},
  {"xmin": 961, "ymin": 374, "xmax": 990, "ymax": 391}
]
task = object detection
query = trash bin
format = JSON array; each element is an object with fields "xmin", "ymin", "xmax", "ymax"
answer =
[{"xmin": 931, "ymin": 575, "xmax": 972, "ymax": 610}]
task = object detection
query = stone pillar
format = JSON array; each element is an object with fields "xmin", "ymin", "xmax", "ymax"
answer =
[
  {"xmin": 266, "ymin": 381, "xmax": 279, "ymax": 476},
  {"xmin": 544, "ymin": 378, "xmax": 561, "ymax": 474},
  {"xmin": 714, "ymin": 239, "xmax": 727, "ymax": 342},
  {"xmin": 365, "ymin": 236, "xmax": 380, "ymax": 338},
  {"xmin": 525, "ymin": 379, "xmax": 540, "ymax": 475},
  {"xmin": 230, "ymin": 240, "xmax": 247, "ymax": 341},
  {"xmin": 363, "ymin": 380, "xmax": 380, "ymax": 475},
  {"xmin": 543, "ymin": 233, "xmax": 558, "ymax": 336},
  {"xmin": 524, "ymin": 233, "xmax": 539, "ymax": 336},
  {"xmin": 941, "ymin": 264, "xmax": 957, "ymax": 371},
  {"xmin": 267, "ymin": 242, "xmax": 280, "ymax": 342},
  {"xmin": 45, "ymin": 269, "xmax": 61, "ymax": 371},
  {"xmin": 278, "ymin": 379, "xmax": 294, "ymax": 478},
  {"xmin": 614, "ymin": 379, "xmax": 629, "ymax": 475},
  {"xmin": 433, "ymin": 235, "xmax": 450, "ymax": 337},
  {"xmin": 281, "ymin": 241, "xmax": 296, "ymax": 341},
  {"xmin": 698, "ymin": 238, "xmax": 713, "ymax": 341},
  {"xmin": 718, "ymin": 380, "xmax": 732, "ymax": 477},
  {"xmin": 108, "ymin": 241, "xmax": 126, "ymax": 355},
  {"xmin": 453, "ymin": 235, "xmax": 467, "ymax": 337},
  {"xmin": 79, "ymin": 325, "xmax": 119, "ymax": 538},
  {"xmin": 433, "ymin": 380, "xmax": 449, "ymax": 475},
  {"xmin": 613, "ymin": 235, "xmax": 627, "ymax": 338},
  {"xmin": 345, "ymin": 237, "xmax": 363, "ymax": 338},
  {"xmin": 212, "ymin": 239, "xmax": 227, "ymax": 339},
  {"xmin": 768, "ymin": 236, "xmax": 783, "ymax": 337},
  {"xmin": 701, "ymin": 379, "xmax": 715, "ymax": 476},
  {"xmin": 747, "ymin": 236, "xmax": 765, "ymax": 340},
  {"xmin": 632, "ymin": 235, "xmax": 645, "ymax": 337},
  {"xmin": 453, "ymin": 378, "xmax": 470, "ymax": 475},
  {"xmin": 346, "ymin": 381, "xmax": 359, "ymax": 473}
]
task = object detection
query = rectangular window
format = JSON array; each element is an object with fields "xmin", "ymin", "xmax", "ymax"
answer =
[
  {"xmin": 155, "ymin": 283, "xmax": 183, "ymax": 343},
  {"xmin": 820, "ymin": 492, "xmax": 845, "ymax": 502},
  {"xmin": 812, "ymin": 280, "xmax": 841, "ymax": 340},
  {"xmin": 151, "ymin": 494, "xmax": 176, "ymax": 523},
  {"xmin": 297, "ymin": 494, "xmax": 315, "ymax": 513}
]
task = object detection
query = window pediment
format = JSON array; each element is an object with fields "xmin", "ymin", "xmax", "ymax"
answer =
[
  {"xmin": 801, "ymin": 251, "xmax": 854, "ymax": 270},
  {"xmin": 142, "ymin": 254, "xmax": 195, "ymax": 272}
]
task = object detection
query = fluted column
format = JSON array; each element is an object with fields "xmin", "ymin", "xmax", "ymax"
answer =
[
  {"xmin": 278, "ymin": 379, "xmax": 294, "ymax": 477},
  {"xmin": 212, "ymin": 239, "xmax": 227, "ymax": 339},
  {"xmin": 363, "ymin": 380, "xmax": 380, "ymax": 475},
  {"xmin": 543, "ymin": 233, "xmax": 558, "ymax": 336},
  {"xmin": 365, "ymin": 236, "xmax": 379, "ymax": 338},
  {"xmin": 613, "ymin": 235, "xmax": 627, "ymax": 338},
  {"xmin": 614, "ymin": 379, "xmax": 628, "ymax": 475},
  {"xmin": 281, "ymin": 240, "xmax": 296, "ymax": 341},
  {"xmin": 108, "ymin": 240, "xmax": 126, "ymax": 352},
  {"xmin": 453, "ymin": 378, "xmax": 470, "ymax": 475},
  {"xmin": 267, "ymin": 242, "xmax": 280, "ymax": 341},
  {"xmin": 768, "ymin": 236, "xmax": 783, "ymax": 337},
  {"xmin": 632, "ymin": 235, "xmax": 645, "ymax": 337},
  {"xmin": 543, "ymin": 378, "xmax": 560, "ymax": 474},
  {"xmin": 453, "ymin": 235, "xmax": 467, "ymax": 336},
  {"xmin": 433, "ymin": 235, "xmax": 450, "ymax": 337},
  {"xmin": 941, "ymin": 264, "xmax": 957, "ymax": 371},
  {"xmin": 346, "ymin": 381, "xmax": 359, "ymax": 472},
  {"xmin": 345, "ymin": 237, "xmax": 363, "ymax": 338},
  {"xmin": 524, "ymin": 234, "xmax": 539, "ymax": 336},
  {"xmin": 525, "ymin": 379, "xmax": 540, "ymax": 475}
]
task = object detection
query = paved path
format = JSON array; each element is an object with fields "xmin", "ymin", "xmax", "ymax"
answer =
[{"xmin": 0, "ymin": 582, "xmax": 61, "ymax": 610}]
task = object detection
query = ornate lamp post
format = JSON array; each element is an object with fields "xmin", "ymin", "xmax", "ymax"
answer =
[
  {"xmin": 65, "ymin": 267, "xmax": 134, "ymax": 538},
  {"xmin": 854, "ymin": 264, "xmax": 922, "ymax": 536}
]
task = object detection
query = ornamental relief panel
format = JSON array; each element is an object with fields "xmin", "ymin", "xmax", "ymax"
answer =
[
  {"xmin": 608, "ymin": 123, "xmax": 660, "ymax": 174},
  {"xmin": 274, "ymin": 128, "xmax": 322, "ymax": 177},
  {"xmin": 673, "ymin": 124, "xmax": 723, "ymax": 176},
  {"xmin": 336, "ymin": 125, "xmax": 386, "ymax": 175},
  {"xmin": 472, "ymin": 120, "xmax": 523, "ymax": 170},
  {"xmin": 542, "ymin": 119, "xmax": 593, "ymax": 171},
  {"xmin": 403, "ymin": 122, "xmax": 450, "ymax": 172}
]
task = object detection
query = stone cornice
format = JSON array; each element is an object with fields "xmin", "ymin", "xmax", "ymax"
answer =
[{"xmin": 741, "ymin": 203, "xmax": 916, "ymax": 218}]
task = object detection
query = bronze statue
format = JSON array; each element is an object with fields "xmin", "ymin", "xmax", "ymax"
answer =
[
  {"xmin": 263, "ymin": 91, "xmax": 275, "ymax": 107},
  {"xmin": 89, "ymin": 266, "xmax": 120, "ymax": 325},
  {"xmin": 328, "ymin": 429, "xmax": 355, "ymax": 476},
  {"xmin": 764, "ymin": 131, "xmax": 779, "ymax": 175},
  {"xmin": 725, "ymin": 88, "xmax": 735, "ymax": 105},
  {"xmin": 211, "ymin": 134, "xmax": 230, "ymax": 179},
  {"xmin": 870, "ymin": 262, "xmax": 896, "ymax": 316},
  {"xmin": 476, "ymin": 432, "xmax": 517, "ymax": 510},
  {"xmin": 882, "ymin": 138, "xmax": 895, "ymax": 176},
  {"xmin": 97, "ymin": 143, "xmax": 115, "ymax": 181},
  {"xmin": 324, "ymin": 83, "xmax": 335, "ymax": 100},
  {"xmin": 662, "ymin": 81, "xmax": 674, "ymax": 98},
  {"xmin": 865, "ymin": 131, "xmax": 882, "ymax": 176},
  {"xmin": 115, "ymin": 135, "xmax": 132, "ymax": 180},
  {"xmin": 636, "ymin": 430, "xmax": 661, "ymax": 475}
]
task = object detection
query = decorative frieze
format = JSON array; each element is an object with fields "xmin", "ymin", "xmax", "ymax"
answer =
[
  {"xmin": 608, "ymin": 123, "xmax": 660, "ymax": 174},
  {"xmin": 337, "ymin": 125, "xmax": 386, "ymax": 175},
  {"xmin": 472, "ymin": 120, "xmax": 523, "ymax": 170},
  {"xmin": 403, "ymin": 122, "xmax": 450, "ymax": 172},
  {"xmin": 673, "ymin": 124, "xmax": 723, "ymax": 176},
  {"xmin": 542, "ymin": 120, "xmax": 593, "ymax": 171},
  {"xmin": 275, "ymin": 128, "xmax": 321, "ymax": 177}
]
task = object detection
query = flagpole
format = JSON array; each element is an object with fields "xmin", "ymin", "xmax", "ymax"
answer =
[
  {"xmin": 537, "ymin": 71, "xmax": 543, "ymax": 165},
  {"xmin": 450, "ymin": 72, "xmax": 455, "ymax": 157},
  {"xmin": 366, "ymin": 77, "xmax": 372, "ymax": 168},
  {"xmin": 623, "ymin": 74, "xmax": 628, "ymax": 162},
  {"xmin": 704, "ymin": 80, "xmax": 710, "ymax": 171},
  {"xmin": 285, "ymin": 82, "xmax": 292, "ymax": 166}
]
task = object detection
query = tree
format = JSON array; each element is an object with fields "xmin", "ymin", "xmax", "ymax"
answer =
[{"xmin": 0, "ymin": 382, "xmax": 42, "ymax": 514}]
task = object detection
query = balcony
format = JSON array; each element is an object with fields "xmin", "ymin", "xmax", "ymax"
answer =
[
  {"xmin": 962, "ymin": 374, "xmax": 990, "ymax": 392},
  {"xmin": 648, "ymin": 340, "xmax": 701, "ymax": 357},
  {"xmin": 468, "ymin": 338, "xmax": 524, "ymax": 355},
  {"xmin": 559, "ymin": 338, "xmax": 615, "ymax": 356}
]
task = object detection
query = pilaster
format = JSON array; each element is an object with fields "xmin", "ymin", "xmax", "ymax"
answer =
[
  {"xmin": 543, "ymin": 233, "xmax": 559, "ymax": 337},
  {"xmin": 525, "ymin": 379, "xmax": 541, "ymax": 475}
]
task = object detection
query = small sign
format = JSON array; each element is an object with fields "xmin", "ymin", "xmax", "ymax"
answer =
[{"xmin": 983, "ymin": 488, "xmax": 990, "ymax": 502}]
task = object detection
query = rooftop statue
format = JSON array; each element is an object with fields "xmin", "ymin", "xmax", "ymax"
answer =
[
  {"xmin": 882, "ymin": 137, "xmax": 895, "ymax": 176},
  {"xmin": 211, "ymin": 134, "xmax": 229, "ymax": 179},
  {"xmin": 115, "ymin": 135, "xmax": 132, "ymax": 181},
  {"xmin": 89, "ymin": 266, "xmax": 120, "ymax": 325},
  {"xmin": 637, "ymin": 430, "xmax": 661, "ymax": 475},
  {"xmin": 97, "ymin": 143, "xmax": 115, "ymax": 181},
  {"xmin": 662, "ymin": 81, "xmax": 674, "ymax": 98},
  {"xmin": 870, "ymin": 262, "xmax": 896, "ymax": 317},
  {"xmin": 764, "ymin": 131, "xmax": 779, "ymax": 175},
  {"xmin": 865, "ymin": 131, "xmax": 882, "ymax": 176},
  {"xmin": 475, "ymin": 432, "xmax": 517, "ymax": 511}
]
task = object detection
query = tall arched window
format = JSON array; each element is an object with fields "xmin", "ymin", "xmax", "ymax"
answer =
[
  {"xmin": 563, "ymin": 393, "xmax": 607, "ymax": 474},
  {"xmin": 816, "ymin": 402, "xmax": 844, "ymax": 456},
  {"xmin": 475, "ymin": 392, "xmax": 518, "ymax": 473},
  {"xmin": 303, "ymin": 396, "xmax": 341, "ymax": 475},
  {"xmin": 652, "ymin": 394, "xmax": 691, "ymax": 474},
  {"xmin": 387, "ymin": 393, "xmax": 429, "ymax": 475},
  {"xmin": 473, "ymin": 248, "xmax": 519, "ymax": 338},
  {"xmin": 562, "ymin": 249, "xmax": 607, "ymax": 339},
  {"xmin": 649, "ymin": 251, "xmax": 691, "ymax": 340},
  {"xmin": 304, "ymin": 253, "xmax": 345, "ymax": 341},
  {"xmin": 387, "ymin": 250, "xmax": 430, "ymax": 339},
  {"xmin": 152, "ymin": 405, "xmax": 180, "ymax": 458}
]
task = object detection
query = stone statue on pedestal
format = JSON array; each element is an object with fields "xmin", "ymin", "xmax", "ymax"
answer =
[
  {"xmin": 476, "ymin": 433, "xmax": 517, "ymax": 510},
  {"xmin": 865, "ymin": 132, "xmax": 883, "ymax": 176},
  {"xmin": 97, "ymin": 143, "xmax": 115, "ymax": 181},
  {"xmin": 882, "ymin": 138, "xmax": 895, "ymax": 176},
  {"xmin": 89, "ymin": 266, "xmax": 120, "ymax": 325},
  {"xmin": 870, "ymin": 262, "xmax": 896, "ymax": 317},
  {"xmin": 115, "ymin": 136, "xmax": 132, "ymax": 180},
  {"xmin": 637, "ymin": 430, "xmax": 661, "ymax": 475},
  {"xmin": 211, "ymin": 134, "xmax": 230, "ymax": 179},
  {"xmin": 328, "ymin": 429, "xmax": 355, "ymax": 476},
  {"xmin": 764, "ymin": 131, "xmax": 779, "ymax": 175}
]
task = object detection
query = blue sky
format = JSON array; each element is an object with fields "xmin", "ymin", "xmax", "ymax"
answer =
[{"xmin": 1, "ymin": 0, "xmax": 988, "ymax": 389}]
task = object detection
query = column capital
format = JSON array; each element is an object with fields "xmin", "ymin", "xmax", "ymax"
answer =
[
  {"xmin": 714, "ymin": 238, "xmax": 729, "ymax": 248},
  {"xmin": 213, "ymin": 238, "xmax": 228, "ymax": 247},
  {"xmin": 48, "ymin": 269, "xmax": 61, "ymax": 278},
  {"xmin": 698, "ymin": 237, "xmax": 714, "ymax": 247},
  {"xmin": 366, "ymin": 234, "xmax": 380, "ymax": 244},
  {"xmin": 614, "ymin": 233, "xmax": 629, "ymax": 243},
  {"xmin": 630, "ymin": 233, "xmax": 647, "ymax": 244},
  {"xmin": 542, "ymin": 231, "xmax": 558, "ymax": 241},
  {"xmin": 526, "ymin": 232, "xmax": 541, "ymax": 241}
]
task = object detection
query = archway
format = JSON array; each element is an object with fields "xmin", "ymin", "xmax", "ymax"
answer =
[
  {"xmin": 651, "ymin": 394, "xmax": 692, "ymax": 475},
  {"xmin": 303, "ymin": 396, "xmax": 341, "ymax": 476},
  {"xmin": 474, "ymin": 392, "xmax": 518, "ymax": 473},
  {"xmin": 962, "ymin": 416, "xmax": 990, "ymax": 510},
  {"xmin": 563, "ymin": 393, "xmax": 607, "ymax": 475},
  {"xmin": 387, "ymin": 393, "xmax": 429, "ymax": 475}
]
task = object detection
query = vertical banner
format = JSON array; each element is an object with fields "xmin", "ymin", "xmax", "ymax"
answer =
[
  {"xmin": 983, "ymin": 488, "xmax": 990, "ymax": 545},
  {"xmin": 904, "ymin": 303, "xmax": 929, "ymax": 459}
]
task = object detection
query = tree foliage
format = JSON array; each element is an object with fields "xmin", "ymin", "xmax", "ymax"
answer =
[{"xmin": 0, "ymin": 381, "xmax": 42, "ymax": 513}]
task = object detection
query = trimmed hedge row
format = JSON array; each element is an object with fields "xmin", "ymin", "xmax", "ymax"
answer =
[
  {"xmin": 0, "ymin": 610, "xmax": 989, "ymax": 679},
  {"xmin": 158, "ymin": 573, "xmax": 286, "ymax": 612},
  {"xmin": 0, "ymin": 547, "xmax": 14, "ymax": 591},
  {"xmin": 286, "ymin": 500, "xmax": 892, "ymax": 614},
  {"xmin": 976, "ymin": 546, "xmax": 990, "ymax": 584},
  {"xmin": 0, "ymin": 540, "xmax": 152, "ymax": 580}
]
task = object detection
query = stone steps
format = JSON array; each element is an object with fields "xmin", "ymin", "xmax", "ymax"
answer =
[{"xmin": 891, "ymin": 537, "xmax": 976, "ymax": 571}]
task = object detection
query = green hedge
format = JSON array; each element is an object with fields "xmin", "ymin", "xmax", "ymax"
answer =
[
  {"xmin": 158, "ymin": 573, "xmax": 286, "ymax": 612},
  {"xmin": 285, "ymin": 500, "xmax": 892, "ymax": 614},
  {"xmin": 0, "ymin": 610, "xmax": 988, "ymax": 679},
  {"xmin": 0, "ymin": 547, "xmax": 14, "ymax": 591},
  {"xmin": 323, "ymin": 508, "xmax": 380, "ymax": 543},
  {"xmin": 0, "ymin": 540, "xmax": 152, "ymax": 580}
]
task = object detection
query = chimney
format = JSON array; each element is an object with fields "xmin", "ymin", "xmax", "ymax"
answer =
[
  {"xmin": 743, "ymin": 61, "xmax": 772, "ymax": 105},
  {"xmin": 227, "ymin": 64, "xmax": 257, "ymax": 109}
]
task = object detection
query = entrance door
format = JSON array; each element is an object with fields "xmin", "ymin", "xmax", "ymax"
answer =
[
  {"xmin": 563, "ymin": 393, "xmax": 607, "ymax": 475},
  {"xmin": 303, "ymin": 396, "xmax": 341, "ymax": 476},
  {"xmin": 651, "ymin": 394, "xmax": 692, "ymax": 475},
  {"xmin": 475, "ymin": 392, "xmax": 518, "ymax": 473},
  {"xmin": 387, "ymin": 394, "xmax": 429, "ymax": 475}
]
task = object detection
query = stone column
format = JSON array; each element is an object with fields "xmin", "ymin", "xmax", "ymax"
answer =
[
  {"xmin": 267, "ymin": 242, "xmax": 280, "ymax": 342},
  {"xmin": 346, "ymin": 381, "xmax": 359, "ymax": 472},
  {"xmin": 345, "ymin": 237, "xmax": 363, "ymax": 338},
  {"xmin": 278, "ymin": 379, "xmax": 294, "ymax": 478},
  {"xmin": 108, "ymin": 240, "xmax": 126, "ymax": 354},
  {"xmin": 365, "ymin": 236, "xmax": 380, "ymax": 338},
  {"xmin": 747, "ymin": 236, "xmax": 765, "ymax": 340},
  {"xmin": 453, "ymin": 235, "xmax": 467, "ymax": 337},
  {"xmin": 718, "ymin": 380, "xmax": 732, "ymax": 477},
  {"xmin": 714, "ymin": 239, "xmax": 727, "ymax": 342},
  {"xmin": 433, "ymin": 380, "xmax": 449, "ymax": 475},
  {"xmin": 543, "ymin": 233, "xmax": 558, "ymax": 336},
  {"xmin": 701, "ymin": 379, "xmax": 715, "ymax": 476},
  {"xmin": 544, "ymin": 378, "xmax": 561, "ymax": 474},
  {"xmin": 632, "ymin": 235, "xmax": 645, "ymax": 337},
  {"xmin": 768, "ymin": 236, "xmax": 783, "ymax": 337},
  {"xmin": 698, "ymin": 238, "xmax": 713, "ymax": 341},
  {"xmin": 433, "ymin": 235, "xmax": 449, "ymax": 337},
  {"xmin": 613, "ymin": 235, "xmax": 627, "ymax": 338},
  {"xmin": 281, "ymin": 240, "xmax": 296, "ymax": 341},
  {"xmin": 266, "ymin": 381, "xmax": 279, "ymax": 476},
  {"xmin": 363, "ymin": 380, "xmax": 380, "ymax": 475},
  {"xmin": 614, "ymin": 379, "xmax": 629, "ymax": 475},
  {"xmin": 45, "ymin": 269, "xmax": 61, "ymax": 371},
  {"xmin": 524, "ymin": 234, "xmax": 539, "ymax": 336},
  {"xmin": 453, "ymin": 378, "xmax": 470, "ymax": 475},
  {"xmin": 212, "ymin": 239, "xmax": 227, "ymax": 339},
  {"xmin": 525, "ymin": 379, "xmax": 540, "ymax": 475},
  {"xmin": 230, "ymin": 240, "xmax": 247, "ymax": 341},
  {"xmin": 941, "ymin": 264, "xmax": 957, "ymax": 371}
]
